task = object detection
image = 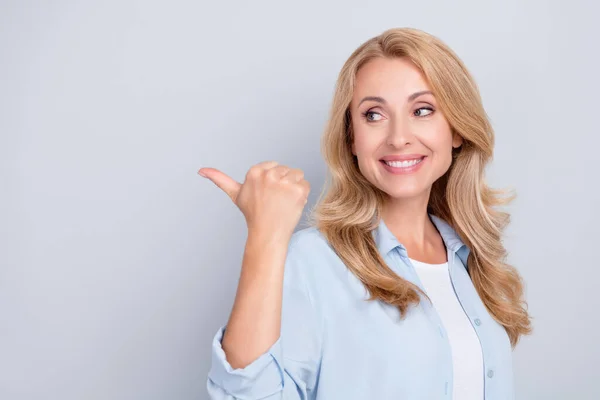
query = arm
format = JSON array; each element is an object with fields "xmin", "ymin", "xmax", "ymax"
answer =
[
  {"xmin": 220, "ymin": 230, "xmax": 288, "ymax": 370},
  {"xmin": 207, "ymin": 234, "xmax": 323, "ymax": 399}
]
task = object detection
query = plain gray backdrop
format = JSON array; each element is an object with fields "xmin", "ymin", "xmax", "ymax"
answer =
[{"xmin": 1, "ymin": 0, "xmax": 598, "ymax": 399}]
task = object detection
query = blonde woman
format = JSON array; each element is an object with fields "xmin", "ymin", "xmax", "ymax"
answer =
[{"xmin": 199, "ymin": 27, "xmax": 532, "ymax": 400}]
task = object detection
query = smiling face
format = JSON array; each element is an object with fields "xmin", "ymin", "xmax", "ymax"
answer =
[{"xmin": 350, "ymin": 56, "xmax": 463, "ymax": 201}]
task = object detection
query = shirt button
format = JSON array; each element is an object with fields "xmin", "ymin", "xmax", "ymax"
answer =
[
  {"xmin": 474, "ymin": 318, "xmax": 482, "ymax": 326},
  {"xmin": 487, "ymin": 369, "xmax": 494, "ymax": 378}
]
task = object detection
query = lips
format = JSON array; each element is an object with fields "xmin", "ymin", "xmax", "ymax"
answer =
[
  {"xmin": 380, "ymin": 155, "xmax": 427, "ymax": 174},
  {"xmin": 380, "ymin": 154, "xmax": 427, "ymax": 162}
]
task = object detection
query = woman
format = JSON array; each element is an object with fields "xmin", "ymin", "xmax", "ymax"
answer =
[{"xmin": 199, "ymin": 27, "xmax": 532, "ymax": 400}]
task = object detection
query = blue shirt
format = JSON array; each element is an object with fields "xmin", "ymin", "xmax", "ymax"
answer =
[{"xmin": 207, "ymin": 214, "xmax": 515, "ymax": 399}]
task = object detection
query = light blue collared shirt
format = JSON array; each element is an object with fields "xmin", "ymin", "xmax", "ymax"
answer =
[{"xmin": 207, "ymin": 214, "xmax": 514, "ymax": 399}]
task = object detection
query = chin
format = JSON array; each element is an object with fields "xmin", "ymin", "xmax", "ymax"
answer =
[{"xmin": 381, "ymin": 186, "xmax": 427, "ymax": 200}]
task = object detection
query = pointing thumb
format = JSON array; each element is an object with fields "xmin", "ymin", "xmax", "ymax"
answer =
[{"xmin": 198, "ymin": 168, "xmax": 242, "ymax": 203}]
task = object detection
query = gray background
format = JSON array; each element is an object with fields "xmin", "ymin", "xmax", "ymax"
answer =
[{"xmin": 1, "ymin": 0, "xmax": 598, "ymax": 399}]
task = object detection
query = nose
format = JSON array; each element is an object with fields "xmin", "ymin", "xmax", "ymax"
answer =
[{"xmin": 386, "ymin": 117, "xmax": 414, "ymax": 148}]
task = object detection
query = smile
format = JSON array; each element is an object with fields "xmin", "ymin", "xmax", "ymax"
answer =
[
  {"xmin": 380, "ymin": 156, "xmax": 426, "ymax": 174},
  {"xmin": 384, "ymin": 158, "xmax": 424, "ymax": 168}
]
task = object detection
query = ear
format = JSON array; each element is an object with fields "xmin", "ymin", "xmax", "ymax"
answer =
[{"xmin": 452, "ymin": 131, "xmax": 463, "ymax": 149}]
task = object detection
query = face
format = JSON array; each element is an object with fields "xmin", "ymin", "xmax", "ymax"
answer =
[{"xmin": 350, "ymin": 56, "xmax": 463, "ymax": 201}]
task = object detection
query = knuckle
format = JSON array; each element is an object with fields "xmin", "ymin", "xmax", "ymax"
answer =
[
  {"xmin": 292, "ymin": 184, "xmax": 306, "ymax": 198},
  {"xmin": 299, "ymin": 179, "xmax": 310, "ymax": 191},
  {"xmin": 246, "ymin": 166, "xmax": 260, "ymax": 179},
  {"xmin": 265, "ymin": 168, "xmax": 280, "ymax": 181}
]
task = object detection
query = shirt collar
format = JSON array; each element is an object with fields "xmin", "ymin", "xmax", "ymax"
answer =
[{"xmin": 373, "ymin": 213, "xmax": 467, "ymax": 257}]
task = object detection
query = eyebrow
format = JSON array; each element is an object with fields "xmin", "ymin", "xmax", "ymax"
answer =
[{"xmin": 357, "ymin": 90, "xmax": 433, "ymax": 107}]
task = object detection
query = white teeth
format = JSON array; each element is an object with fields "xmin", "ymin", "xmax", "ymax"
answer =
[{"xmin": 384, "ymin": 158, "xmax": 424, "ymax": 168}]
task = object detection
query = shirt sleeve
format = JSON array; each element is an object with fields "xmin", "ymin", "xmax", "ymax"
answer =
[{"xmin": 206, "ymin": 234, "xmax": 323, "ymax": 399}]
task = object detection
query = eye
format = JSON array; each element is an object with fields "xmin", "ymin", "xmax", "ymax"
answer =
[
  {"xmin": 362, "ymin": 110, "xmax": 383, "ymax": 122},
  {"xmin": 414, "ymin": 107, "xmax": 434, "ymax": 117}
]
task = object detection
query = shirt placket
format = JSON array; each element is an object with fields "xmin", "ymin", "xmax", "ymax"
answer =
[{"xmin": 393, "ymin": 247, "xmax": 455, "ymax": 398}]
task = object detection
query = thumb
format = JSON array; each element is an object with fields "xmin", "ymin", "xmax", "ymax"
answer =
[{"xmin": 198, "ymin": 168, "xmax": 242, "ymax": 203}]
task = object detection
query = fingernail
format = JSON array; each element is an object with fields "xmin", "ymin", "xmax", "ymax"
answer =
[{"xmin": 198, "ymin": 169, "xmax": 207, "ymax": 178}]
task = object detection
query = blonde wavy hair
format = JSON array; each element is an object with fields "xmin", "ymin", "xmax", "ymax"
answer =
[{"xmin": 305, "ymin": 27, "xmax": 532, "ymax": 348}]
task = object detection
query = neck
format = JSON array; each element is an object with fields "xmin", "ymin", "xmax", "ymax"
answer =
[{"xmin": 380, "ymin": 192, "xmax": 438, "ymax": 251}]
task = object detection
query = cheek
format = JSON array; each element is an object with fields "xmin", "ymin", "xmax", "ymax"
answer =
[
  {"xmin": 352, "ymin": 129, "xmax": 378, "ymax": 155},
  {"xmin": 420, "ymin": 120, "xmax": 453, "ymax": 149},
  {"xmin": 428, "ymin": 141, "xmax": 453, "ymax": 169},
  {"xmin": 418, "ymin": 129, "xmax": 454, "ymax": 168},
  {"xmin": 353, "ymin": 134, "xmax": 380, "ymax": 174},
  {"xmin": 431, "ymin": 142, "xmax": 455, "ymax": 174}
]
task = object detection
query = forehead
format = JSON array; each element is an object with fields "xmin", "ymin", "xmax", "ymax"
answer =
[{"xmin": 352, "ymin": 57, "xmax": 431, "ymax": 103}]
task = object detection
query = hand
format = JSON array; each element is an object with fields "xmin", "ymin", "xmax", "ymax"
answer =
[{"xmin": 199, "ymin": 161, "xmax": 310, "ymax": 239}]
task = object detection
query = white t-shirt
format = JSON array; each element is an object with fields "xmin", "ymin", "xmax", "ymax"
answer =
[{"xmin": 409, "ymin": 257, "xmax": 484, "ymax": 400}]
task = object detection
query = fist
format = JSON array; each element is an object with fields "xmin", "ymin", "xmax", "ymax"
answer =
[{"xmin": 199, "ymin": 161, "xmax": 310, "ymax": 239}]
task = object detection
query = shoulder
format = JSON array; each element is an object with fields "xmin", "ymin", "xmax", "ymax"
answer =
[
  {"xmin": 284, "ymin": 225, "xmax": 347, "ymax": 283},
  {"xmin": 289, "ymin": 225, "xmax": 332, "ymax": 253},
  {"xmin": 287, "ymin": 225, "xmax": 344, "ymax": 268}
]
